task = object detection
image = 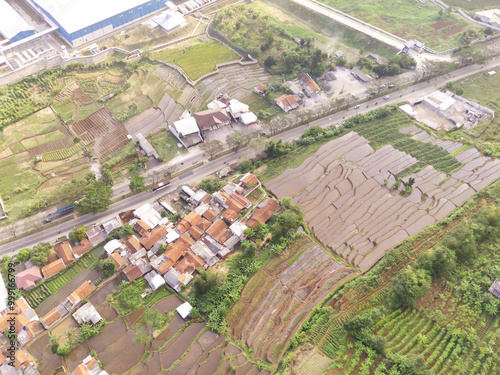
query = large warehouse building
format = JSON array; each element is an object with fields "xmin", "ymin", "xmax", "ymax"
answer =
[
  {"xmin": 0, "ymin": 0, "xmax": 36, "ymax": 42},
  {"xmin": 31, "ymin": 0, "xmax": 169, "ymax": 46}
]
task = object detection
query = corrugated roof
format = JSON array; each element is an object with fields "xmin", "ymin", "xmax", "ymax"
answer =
[
  {"xmin": 33, "ymin": 0, "xmax": 161, "ymax": 34},
  {"xmin": 173, "ymin": 116, "xmax": 200, "ymax": 136},
  {"xmin": 0, "ymin": 0, "xmax": 35, "ymax": 41}
]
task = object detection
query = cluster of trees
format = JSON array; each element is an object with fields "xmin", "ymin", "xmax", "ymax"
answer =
[
  {"xmin": 212, "ymin": 6, "xmax": 330, "ymax": 76},
  {"xmin": 94, "ymin": 259, "xmax": 116, "ymax": 278},
  {"xmin": 198, "ymin": 178, "xmax": 223, "ymax": 194},
  {"xmin": 357, "ymin": 53, "xmax": 415, "ymax": 77},
  {"xmin": 17, "ymin": 242, "xmax": 51, "ymax": 266},
  {"xmin": 69, "ymin": 225, "xmax": 87, "ymax": 243},
  {"xmin": 108, "ymin": 224, "xmax": 134, "ymax": 240},
  {"xmin": 129, "ymin": 175, "xmax": 145, "ymax": 193},
  {"xmin": 389, "ymin": 204, "xmax": 500, "ymax": 311}
]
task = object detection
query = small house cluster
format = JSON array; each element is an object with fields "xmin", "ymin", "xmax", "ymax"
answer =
[
  {"xmin": 170, "ymin": 94, "xmax": 258, "ymax": 148},
  {"xmin": 103, "ymin": 173, "xmax": 279, "ymax": 293},
  {"xmin": 0, "ymin": 297, "xmax": 42, "ymax": 374},
  {"xmin": 277, "ymin": 72, "xmax": 322, "ymax": 113},
  {"xmin": 14, "ymin": 240, "xmax": 92, "ymax": 292},
  {"xmin": 41, "ymin": 281, "xmax": 97, "ymax": 329}
]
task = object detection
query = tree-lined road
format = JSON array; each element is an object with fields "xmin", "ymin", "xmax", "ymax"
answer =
[{"xmin": 1, "ymin": 56, "xmax": 500, "ymax": 254}]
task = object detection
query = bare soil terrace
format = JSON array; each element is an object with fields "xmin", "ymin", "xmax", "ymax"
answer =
[
  {"xmin": 228, "ymin": 238, "xmax": 354, "ymax": 364},
  {"xmin": 265, "ymin": 131, "xmax": 500, "ymax": 271}
]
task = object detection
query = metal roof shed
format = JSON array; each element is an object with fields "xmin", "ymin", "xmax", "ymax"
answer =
[{"xmin": 0, "ymin": 0, "xmax": 35, "ymax": 42}]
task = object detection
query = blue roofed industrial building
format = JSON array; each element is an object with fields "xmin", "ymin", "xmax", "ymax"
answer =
[
  {"xmin": 31, "ymin": 0, "xmax": 169, "ymax": 47},
  {"xmin": 0, "ymin": 0, "xmax": 36, "ymax": 42}
]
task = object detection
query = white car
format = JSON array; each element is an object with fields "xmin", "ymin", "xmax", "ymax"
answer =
[
  {"xmin": 383, "ymin": 95, "xmax": 389, "ymax": 100},
  {"xmin": 354, "ymin": 105, "xmax": 360, "ymax": 109}
]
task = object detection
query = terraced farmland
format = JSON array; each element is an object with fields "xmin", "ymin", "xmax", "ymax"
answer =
[
  {"xmin": 41, "ymin": 143, "xmax": 83, "ymax": 161},
  {"xmin": 227, "ymin": 238, "xmax": 354, "ymax": 364},
  {"xmin": 265, "ymin": 131, "xmax": 500, "ymax": 271},
  {"xmin": 325, "ymin": 309, "xmax": 500, "ymax": 375}
]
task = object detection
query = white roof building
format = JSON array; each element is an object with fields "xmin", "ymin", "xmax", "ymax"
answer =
[
  {"xmin": 34, "ymin": 0, "xmax": 158, "ymax": 35},
  {"xmin": 153, "ymin": 11, "xmax": 187, "ymax": 33},
  {"xmin": 134, "ymin": 203, "xmax": 162, "ymax": 228},
  {"xmin": 104, "ymin": 239, "xmax": 123, "ymax": 256},
  {"xmin": 240, "ymin": 112, "xmax": 258, "ymax": 126},
  {"xmin": 176, "ymin": 302, "xmax": 193, "ymax": 319},
  {"xmin": 399, "ymin": 104, "xmax": 417, "ymax": 119},
  {"xmin": 172, "ymin": 117, "xmax": 200, "ymax": 137},
  {"xmin": 229, "ymin": 221, "xmax": 248, "ymax": 240},
  {"xmin": 228, "ymin": 99, "xmax": 250, "ymax": 119},
  {"xmin": 72, "ymin": 302, "xmax": 102, "ymax": 325},
  {"xmin": 422, "ymin": 91, "xmax": 456, "ymax": 112},
  {"xmin": 170, "ymin": 117, "xmax": 203, "ymax": 148},
  {"xmin": 145, "ymin": 271, "xmax": 165, "ymax": 291},
  {"xmin": 0, "ymin": 0, "xmax": 36, "ymax": 42}
]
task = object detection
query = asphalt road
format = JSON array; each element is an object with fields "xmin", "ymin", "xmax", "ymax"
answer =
[{"xmin": 1, "ymin": 56, "xmax": 500, "ymax": 254}]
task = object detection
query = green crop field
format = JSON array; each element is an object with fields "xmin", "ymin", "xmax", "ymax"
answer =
[
  {"xmin": 319, "ymin": 0, "xmax": 480, "ymax": 51},
  {"xmin": 42, "ymin": 143, "xmax": 83, "ymax": 162},
  {"xmin": 152, "ymin": 40, "xmax": 240, "ymax": 80},
  {"xmin": 23, "ymin": 248, "xmax": 101, "ymax": 309},
  {"xmin": 294, "ymin": 181, "xmax": 500, "ymax": 375},
  {"xmin": 21, "ymin": 130, "xmax": 67, "ymax": 150}
]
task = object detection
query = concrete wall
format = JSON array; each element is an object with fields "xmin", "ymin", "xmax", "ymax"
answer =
[{"xmin": 0, "ymin": 48, "xmax": 115, "ymax": 87}]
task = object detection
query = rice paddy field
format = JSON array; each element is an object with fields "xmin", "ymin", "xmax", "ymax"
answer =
[
  {"xmin": 227, "ymin": 237, "xmax": 355, "ymax": 364},
  {"xmin": 152, "ymin": 38, "xmax": 241, "ymax": 81},
  {"xmin": 264, "ymin": 111, "xmax": 500, "ymax": 271}
]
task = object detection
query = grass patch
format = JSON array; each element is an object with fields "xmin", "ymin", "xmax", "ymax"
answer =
[
  {"xmin": 74, "ymin": 103, "xmax": 101, "ymax": 121},
  {"xmin": 52, "ymin": 101, "xmax": 78, "ymax": 123},
  {"xmin": 452, "ymin": 69, "xmax": 500, "ymax": 156},
  {"xmin": 257, "ymin": 139, "xmax": 332, "ymax": 183},
  {"xmin": 443, "ymin": 0, "xmax": 500, "ymax": 11},
  {"xmin": 148, "ymin": 130, "xmax": 187, "ymax": 162},
  {"xmin": 152, "ymin": 40, "xmax": 240, "ymax": 80},
  {"xmin": 0, "ymin": 108, "xmax": 62, "ymax": 151},
  {"xmin": 320, "ymin": 0, "xmax": 479, "ymax": 51},
  {"xmin": 21, "ymin": 130, "xmax": 67, "ymax": 149},
  {"xmin": 288, "ymin": 247, "xmax": 308, "ymax": 265},
  {"xmin": 9, "ymin": 143, "xmax": 24, "ymax": 154},
  {"xmin": 262, "ymin": 0, "xmax": 398, "ymax": 59}
]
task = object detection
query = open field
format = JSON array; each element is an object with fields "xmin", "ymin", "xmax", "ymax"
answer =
[
  {"xmin": 319, "ymin": 0, "xmax": 479, "ymax": 51},
  {"xmin": 265, "ymin": 120, "xmax": 500, "ymax": 271},
  {"xmin": 263, "ymin": 0, "xmax": 398, "ymax": 59},
  {"xmin": 227, "ymin": 237, "xmax": 354, "ymax": 364},
  {"xmin": 444, "ymin": 0, "xmax": 500, "ymax": 11},
  {"xmin": 99, "ymin": 17, "xmax": 200, "ymax": 51},
  {"xmin": 152, "ymin": 38, "xmax": 240, "ymax": 80}
]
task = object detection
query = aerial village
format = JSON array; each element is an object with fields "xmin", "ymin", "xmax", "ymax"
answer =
[{"xmin": 0, "ymin": 170, "xmax": 279, "ymax": 374}]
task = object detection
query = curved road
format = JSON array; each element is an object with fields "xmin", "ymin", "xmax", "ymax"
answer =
[{"xmin": 1, "ymin": 56, "xmax": 500, "ymax": 254}]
